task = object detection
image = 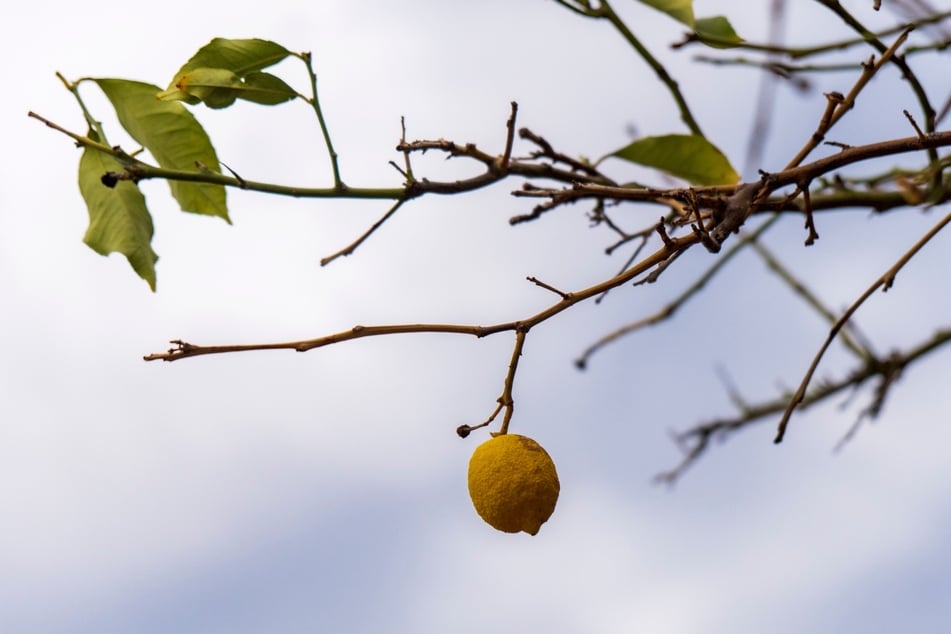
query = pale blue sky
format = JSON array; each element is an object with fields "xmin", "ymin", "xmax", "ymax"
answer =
[{"xmin": 3, "ymin": 1, "xmax": 951, "ymax": 632}]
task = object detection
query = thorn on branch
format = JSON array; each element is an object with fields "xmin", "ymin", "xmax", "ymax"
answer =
[
  {"xmin": 823, "ymin": 140, "xmax": 852, "ymax": 150},
  {"xmin": 800, "ymin": 182, "xmax": 820, "ymax": 246},
  {"xmin": 388, "ymin": 160, "xmax": 409, "ymax": 179},
  {"xmin": 634, "ymin": 251, "xmax": 683, "ymax": 286},
  {"xmin": 219, "ymin": 161, "xmax": 247, "ymax": 188},
  {"xmin": 903, "ymin": 108, "xmax": 926, "ymax": 139},
  {"xmin": 526, "ymin": 276, "xmax": 571, "ymax": 299}
]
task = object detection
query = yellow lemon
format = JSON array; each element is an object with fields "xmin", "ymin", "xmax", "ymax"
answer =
[{"xmin": 467, "ymin": 433, "xmax": 559, "ymax": 535}]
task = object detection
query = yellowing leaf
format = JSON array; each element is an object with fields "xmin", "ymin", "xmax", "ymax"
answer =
[
  {"xmin": 608, "ymin": 134, "xmax": 739, "ymax": 186},
  {"xmin": 637, "ymin": 0, "xmax": 694, "ymax": 26},
  {"xmin": 93, "ymin": 78, "xmax": 229, "ymax": 221},
  {"xmin": 78, "ymin": 135, "xmax": 158, "ymax": 291}
]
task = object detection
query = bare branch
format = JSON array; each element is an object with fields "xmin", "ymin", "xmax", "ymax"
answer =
[
  {"xmin": 575, "ymin": 215, "xmax": 782, "ymax": 369},
  {"xmin": 775, "ymin": 205, "xmax": 951, "ymax": 443},
  {"xmin": 320, "ymin": 198, "xmax": 408, "ymax": 266},
  {"xmin": 657, "ymin": 328, "xmax": 951, "ymax": 483}
]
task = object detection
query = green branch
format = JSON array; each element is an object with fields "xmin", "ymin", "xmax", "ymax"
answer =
[
  {"xmin": 562, "ymin": 0, "xmax": 705, "ymax": 137},
  {"xmin": 298, "ymin": 51, "xmax": 345, "ymax": 189}
]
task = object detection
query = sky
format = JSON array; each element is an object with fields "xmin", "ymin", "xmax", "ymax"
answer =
[{"xmin": 3, "ymin": 1, "xmax": 951, "ymax": 632}]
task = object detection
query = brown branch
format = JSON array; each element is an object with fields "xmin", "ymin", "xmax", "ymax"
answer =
[
  {"xmin": 656, "ymin": 327, "xmax": 951, "ymax": 483},
  {"xmin": 527, "ymin": 276, "xmax": 571, "ymax": 300},
  {"xmin": 814, "ymin": 1, "xmax": 941, "ymax": 185},
  {"xmin": 774, "ymin": 204, "xmax": 951, "ymax": 443},
  {"xmin": 903, "ymin": 108, "xmax": 926, "ymax": 139},
  {"xmin": 320, "ymin": 198, "xmax": 408, "ymax": 266},
  {"xmin": 749, "ymin": 239, "xmax": 874, "ymax": 361},
  {"xmin": 575, "ymin": 214, "xmax": 781, "ymax": 369},
  {"xmin": 785, "ymin": 26, "xmax": 912, "ymax": 169},
  {"xmin": 511, "ymin": 129, "xmax": 951, "ymax": 232},
  {"xmin": 496, "ymin": 329, "xmax": 528, "ymax": 436},
  {"xmin": 800, "ymin": 183, "xmax": 820, "ymax": 245},
  {"xmin": 145, "ymin": 223, "xmax": 691, "ymax": 362},
  {"xmin": 519, "ymin": 127, "xmax": 611, "ymax": 180},
  {"xmin": 456, "ymin": 328, "xmax": 529, "ymax": 438}
]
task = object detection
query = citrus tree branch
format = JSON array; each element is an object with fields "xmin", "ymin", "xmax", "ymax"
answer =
[
  {"xmin": 785, "ymin": 26, "xmax": 912, "ymax": 168},
  {"xmin": 814, "ymin": 0, "xmax": 940, "ymax": 173},
  {"xmin": 774, "ymin": 203, "xmax": 951, "ymax": 443},
  {"xmin": 656, "ymin": 327, "xmax": 951, "ymax": 484},
  {"xmin": 564, "ymin": 0, "xmax": 705, "ymax": 136},
  {"xmin": 674, "ymin": 9, "xmax": 951, "ymax": 57},
  {"xmin": 574, "ymin": 214, "xmax": 782, "ymax": 369},
  {"xmin": 298, "ymin": 51, "xmax": 344, "ymax": 189}
]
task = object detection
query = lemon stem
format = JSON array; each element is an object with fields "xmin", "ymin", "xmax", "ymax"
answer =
[{"xmin": 497, "ymin": 329, "xmax": 527, "ymax": 435}]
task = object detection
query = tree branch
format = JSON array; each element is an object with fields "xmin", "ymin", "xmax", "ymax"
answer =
[{"xmin": 774, "ymin": 204, "xmax": 951, "ymax": 443}]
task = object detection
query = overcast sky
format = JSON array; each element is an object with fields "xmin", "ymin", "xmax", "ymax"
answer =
[{"xmin": 4, "ymin": 1, "xmax": 951, "ymax": 632}]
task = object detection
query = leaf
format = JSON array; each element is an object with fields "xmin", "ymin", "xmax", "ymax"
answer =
[
  {"xmin": 171, "ymin": 68, "xmax": 241, "ymax": 109},
  {"xmin": 694, "ymin": 16, "xmax": 744, "ymax": 49},
  {"xmin": 93, "ymin": 78, "xmax": 229, "ymax": 221},
  {"xmin": 636, "ymin": 0, "xmax": 694, "ymax": 26},
  {"xmin": 241, "ymin": 71, "xmax": 299, "ymax": 105},
  {"xmin": 168, "ymin": 67, "xmax": 297, "ymax": 109},
  {"xmin": 607, "ymin": 134, "xmax": 740, "ymax": 186},
  {"xmin": 160, "ymin": 38, "xmax": 293, "ymax": 104},
  {"xmin": 78, "ymin": 133, "xmax": 158, "ymax": 291}
]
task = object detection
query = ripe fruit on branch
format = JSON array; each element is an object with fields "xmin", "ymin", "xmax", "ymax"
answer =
[{"xmin": 467, "ymin": 433, "xmax": 560, "ymax": 535}]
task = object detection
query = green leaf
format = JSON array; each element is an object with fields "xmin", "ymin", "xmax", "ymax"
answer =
[
  {"xmin": 694, "ymin": 16, "xmax": 744, "ymax": 49},
  {"xmin": 166, "ymin": 67, "xmax": 297, "ymax": 109},
  {"xmin": 93, "ymin": 78, "xmax": 229, "ymax": 221},
  {"xmin": 241, "ymin": 71, "xmax": 299, "ymax": 105},
  {"xmin": 637, "ymin": 0, "xmax": 694, "ymax": 26},
  {"xmin": 607, "ymin": 134, "xmax": 739, "ymax": 186},
  {"xmin": 78, "ymin": 134, "xmax": 158, "ymax": 291},
  {"xmin": 169, "ymin": 68, "xmax": 240, "ymax": 108},
  {"xmin": 160, "ymin": 38, "xmax": 293, "ymax": 104}
]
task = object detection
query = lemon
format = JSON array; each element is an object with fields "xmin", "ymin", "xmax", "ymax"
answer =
[{"xmin": 467, "ymin": 433, "xmax": 560, "ymax": 535}]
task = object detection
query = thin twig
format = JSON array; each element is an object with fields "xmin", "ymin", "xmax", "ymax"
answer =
[
  {"xmin": 575, "ymin": 215, "xmax": 781, "ymax": 369},
  {"xmin": 903, "ymin": 108, "xmax": 926, "ymax": 139},
  {"xmin": 657, "ymin": 327, "xmax": 951, "ymax": 483},
  {"xmin": 527, "ymin": 276, "xmax": 571, "ymax": 299},
  {"xmin": 775, "ymin": 205, "xmax": 951, "ymax": 443},
  {"xmin": 320, "ymin": 198, "xmax": 407, "ymax": 266},
  {"xmin": 594, "ymin": 0, "xmax": 705, "ymax": 136},
  {"xmin": 748, "ymin": 239, "xmax": 872, "ymax": 360},
  {"xmin": 299, "ymin": 52, "xmax": 345, "ymax": 190}
]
